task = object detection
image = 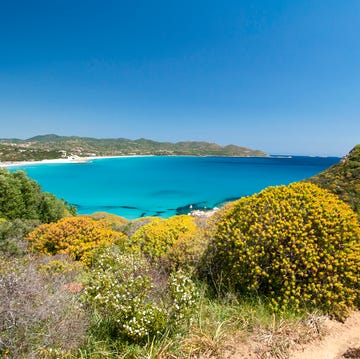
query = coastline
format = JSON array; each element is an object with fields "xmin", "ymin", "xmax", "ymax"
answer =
[
  {"xmin": 0, "ymin": 155, "xmax": 155, "ymax": 168},
  {"xmin": 0, "ymin": 153, "xmax": 339, "ymax": 169},
  {"xmin": 0, "ymin": 154, "xmax": 274, "ymax": 168}
]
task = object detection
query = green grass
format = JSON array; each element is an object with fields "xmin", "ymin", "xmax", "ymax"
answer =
[{"xmin": 76, "ymin": 283, "xmax": 324, "ymax": 359}]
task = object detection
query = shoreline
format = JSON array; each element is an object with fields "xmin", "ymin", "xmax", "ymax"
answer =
[
  {"xmin": 0, "ymin": 154, "xmax": 300, "ymax": 168},
  {"xmin": 0, "ymin": 155, "xmax": 155, "ymax": 168},
  {"xmin": 0, "ymin": 154, "xmax": 339, "ymax": 169},
  {"xmin": 0, "ymin": 154, "xmax": 271, "ymax": 168}
]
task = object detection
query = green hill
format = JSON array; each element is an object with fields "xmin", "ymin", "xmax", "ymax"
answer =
[
  {"xmin": 27, "ymin": 134, "xmax": 64, "ymax": 142},
  {"xmin": 306, "ymin": 144, "xmax": 360, "ymax": 217},
  {"xmin": 0, "ymin": 135, "xmax": 267, "ymax": 161}
]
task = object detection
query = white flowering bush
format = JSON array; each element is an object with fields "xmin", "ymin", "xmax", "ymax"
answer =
[
  {"xmin": 168, "ymin": 270, "xmax": 198, "ymax": 327},
  {"xmin": 82, "ymin": 247, "xmax": 198, "ymax": 342}
]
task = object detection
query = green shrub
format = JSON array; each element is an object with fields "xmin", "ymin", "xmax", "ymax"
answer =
[
  {"xmin": 205, "ymin": 182, "xmax": 360, "ymax": 319},
  {"xmin": 82, "ymin": 247, "xmax": 198, "ymax": 343},
  {"xmin": 0, "ymin": 168, "xmax": 76, "ymax": 223},
  {"xmin": 0, "ymin": 218, "xmax": 40, "ymax": 256}
]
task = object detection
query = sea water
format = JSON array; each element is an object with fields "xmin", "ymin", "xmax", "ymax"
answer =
[{"xmin": 10, "ymin": 156, "xmax": 340, "ymax": 219}]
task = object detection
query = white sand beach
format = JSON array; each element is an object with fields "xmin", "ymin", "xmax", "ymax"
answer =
[
  {"xmin": 0, "ymin": 155, "xmax": 154, "ymax": 168},
  {"xmin": 0, "ymin": 156, "xmax": 91, "ymax": 168}
]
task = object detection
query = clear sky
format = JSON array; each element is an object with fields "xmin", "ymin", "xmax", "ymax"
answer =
[{"xmin": 0, "ymin": 0, "xmax": 359, "ymax": 156}]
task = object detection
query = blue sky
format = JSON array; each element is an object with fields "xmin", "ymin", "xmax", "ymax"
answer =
[{"xmin": 0, "ymin": 0, "xmax": 359, "ymax": 156}]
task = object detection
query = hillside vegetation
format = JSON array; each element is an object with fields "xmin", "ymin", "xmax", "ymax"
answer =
[
  {"xmin": 0, "ymin": 134, "xmax": 267, "ymax": 162},
  {"xmin": 1, "ymin": 149, "xmax": 360, "ymax": 358},
  {"xmin": 307, "ymin": 144, "xmax": 360, "ymax": 217}
]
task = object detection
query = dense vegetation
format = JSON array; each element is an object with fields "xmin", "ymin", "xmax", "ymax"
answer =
[
  {"xmin": 204, "ymin": 182, "xmax": 360, "ymax": 319},
  {"xmin": 0, "ymin": 168, "xmax": 76, "ymax": 222},
  {"xmin": 0, "ymin": 168, "xmax": 76, "ymax": 256},
  {"xmin": 307, "ymin": 144, "xmax": 360, "ymax": 217},
  {"xmin": 0, "ymin": 134, "xmax": 267, "ymax": 161},
  {"xmin": 1, "ymin": 149, "xmax": 360, "ymax": 357},
  {"xmin": 0, "ymin": 143, "xmax": 64, "ymax": 162}
]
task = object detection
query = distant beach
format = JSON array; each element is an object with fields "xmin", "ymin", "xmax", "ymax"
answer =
[{"xmin": 0, "ymin": 155, "xmax": 154, "ymax": 168}]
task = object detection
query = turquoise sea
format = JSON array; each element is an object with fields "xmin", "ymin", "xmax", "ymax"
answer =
[{"xmin": 10, "ymin": 156, "xmax": 340, "ymax": 219}]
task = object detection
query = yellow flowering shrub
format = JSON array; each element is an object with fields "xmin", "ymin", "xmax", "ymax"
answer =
[
  {"xmin": 131, "ymin": 215, "xmax": 205, "ymax": 270},
  {"xmin": 207, "ymin": 182, "xmax": 360, "ymax": 319},
  {"xmin": 166, "ymin": 229, "xmax": 208, "ymax": 272},
  {"xmin": 26, "ymin": 217, "xmax": 128, "ymax": 262}
]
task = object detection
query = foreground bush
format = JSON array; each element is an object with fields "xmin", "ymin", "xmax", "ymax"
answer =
[
  {"xmin": 131, "ymin": 215, "xmax": 206, "ymax": 271},
  {"xmin": 26, "ymin": 217, "xmax": 128, "ymax": 261},
  {"xmin": 205, "ymin": 182, "xmax": 360, "ymax": 319},
  {"xmin": 82, "ymin": 247, "xmax": 198, "ymax": 343},
  {"xmin": 0, "ymin": 255, "xmax": 87, "ymax": 358}
]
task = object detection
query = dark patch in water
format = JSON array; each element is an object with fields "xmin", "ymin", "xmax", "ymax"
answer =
[
  {"xmin": 223, "ymin": 196, "xmax": 241, "ymax": 202},
  {"xmin": 176, "ymin": 202, "xmax": 208, "ymax": 215},
  {"xmin": 140, "ymin": 212, "xmax": 146, "ymax": 217},
  {"xmin": 72, "ymin": 204, "xmax": 139, "ymax": 211},
  {"xmin": 154, "ymin": 211, "xmax": 165, "ymax": 216}
]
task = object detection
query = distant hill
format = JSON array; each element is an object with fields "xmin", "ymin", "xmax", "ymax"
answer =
[
  {"xmin": 306, "ymin": 144, "xmax": 360, "ymax": 217},
  {"xmin": 0, "ymin": 134, "xmax": 268, "ymax": 162},
  {"xmin": 27, "ymin": 134, "xmax": 64, "ymax": 142}
]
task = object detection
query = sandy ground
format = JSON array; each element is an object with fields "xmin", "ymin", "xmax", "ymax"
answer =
[
  {"xmin": 289, "ymin": 311, "xmax": 360, "ymax": 359},
  {"xmin": 225, "ymin": 311, "xmax": 360, "ymax": 359}
]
